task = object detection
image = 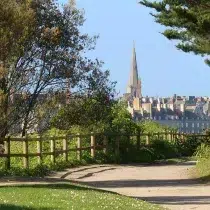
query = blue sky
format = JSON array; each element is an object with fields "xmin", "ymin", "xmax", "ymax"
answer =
[{"xmin": 60, "ymin": 0, "xmax": 210, "ymax": 97}]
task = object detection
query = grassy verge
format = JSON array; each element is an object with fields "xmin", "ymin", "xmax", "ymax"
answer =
[
  {"xmin": 193, "ymin": 143, "xmax": 210, "ymax": 182},
  {"xmin": 0, "ymin": 183, "xmax": 166, "ymax": 210}
]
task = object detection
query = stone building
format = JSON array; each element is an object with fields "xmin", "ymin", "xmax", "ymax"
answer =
[{"xmin": 123, "ymin": 43, "xmax": 210, "ymax": 133}]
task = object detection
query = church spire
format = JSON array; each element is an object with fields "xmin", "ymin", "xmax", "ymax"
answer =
[
  {"xmin": 127, "ymin": 42, "xmax": 141, "ymax": 98},
  {"xmin": 129, "ymin": 41, "xmax": 138, "ymax": 87}
]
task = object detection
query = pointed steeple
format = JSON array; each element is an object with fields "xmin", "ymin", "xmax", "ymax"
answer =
[
  {"xmin": 128, "ymin": 41, "xmax": 138, "ymax": 88},
  {"xmin": 126, "ymin": 42, "xmax": 141, "ymax": 98}
]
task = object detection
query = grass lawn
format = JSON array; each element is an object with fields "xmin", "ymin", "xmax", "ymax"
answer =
[{"xmin": 0, "ymin": 183, "xmax": 166, "ymax": 210}]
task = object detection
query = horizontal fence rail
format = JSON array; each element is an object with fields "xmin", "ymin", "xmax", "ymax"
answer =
[{"xmin": 0, "ymin": 131, "xmax": 210, "ymax": 169}]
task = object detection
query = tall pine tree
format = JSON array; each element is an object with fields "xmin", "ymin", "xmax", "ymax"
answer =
[{"xmin": 140, "ymin": 0, "xmax": 210, "ymax": 66}]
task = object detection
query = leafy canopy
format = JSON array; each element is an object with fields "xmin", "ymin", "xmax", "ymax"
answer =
[
  {"xmin": 140, "ymin": 0, "xmax": 210, "ymax": 66},
  {"xmin": 0, "ymin": 0, "xmax": 103, "ymax": 136}
]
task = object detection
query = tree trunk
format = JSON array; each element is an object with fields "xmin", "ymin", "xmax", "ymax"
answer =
[
  {"xmin": 0, "ymin": 77, "xmax": 9, "ymax": 142},
  {"xmin": 22, "ymin": 116, "xmax": 28, "ymax": 137}
]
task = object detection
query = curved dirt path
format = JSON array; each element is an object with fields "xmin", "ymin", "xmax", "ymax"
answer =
[{"xmin": 57, "ymin": 161, "xmax": 210, "ymax": 210}]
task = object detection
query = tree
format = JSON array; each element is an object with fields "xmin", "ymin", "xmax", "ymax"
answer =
[
  {"xmin": 0, "ymin": 0, "xmax": 34, "ymax": 64},
  {"xmin": 140, "ymin": 0, "xmax": 210, "ymax": 66},
  {"xmin": 137, "ymin": 120, "xmax": 169, "ymax": 134},
  {"xmin": 19, "ymin": 0, "xmax": 98, "ymax": 136},
  {"xmin": 51, "ymin": 67, "xmax": 116, "ymax": 132},
  {"xmin": 110, "ymin": 102, "xmax": 138, "ymax": 134},
  {"xmin": 0, "ymin": 0, "xmax": 35, "ymax": 138},
  {"xmin": 0, "ymin": 0, "xmax": 101, "ymax": 136}
]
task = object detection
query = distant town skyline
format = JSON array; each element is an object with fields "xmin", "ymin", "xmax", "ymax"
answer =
[{"xmin": 59, "ymin": 0, "xmax": 210, "ymax": 97}]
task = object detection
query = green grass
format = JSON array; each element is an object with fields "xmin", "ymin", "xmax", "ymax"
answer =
[
  {"xmin": 0, "ymin": 183, "xmax": 166, "ymax": 210},
  {"xmin": 194, "ymin": 143, "xmax": 210, "ymax": 182}
]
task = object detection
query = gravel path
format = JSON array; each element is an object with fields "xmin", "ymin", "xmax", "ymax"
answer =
[
  {"xmin": 55, "ymin": 161, "xmax": 210, "ymax": 210},
  {"xmin": 0, "ymin": 161, "xmax": 210, "ymax": 210}
]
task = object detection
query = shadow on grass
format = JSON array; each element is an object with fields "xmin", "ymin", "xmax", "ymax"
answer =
[
  {"xmin": 0, "ymin": 182, "xmax": 117, "ymax": 195},
  {"xmin": 0, "ymin": 204, "xmax": 51, "ymax": 210}
]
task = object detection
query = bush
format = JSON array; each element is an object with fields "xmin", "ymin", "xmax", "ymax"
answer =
[
  {"xmin": 194, "ymin": 144, "xmax": 210, "ymax": 180},
  {"xmin": 119, "ymin": 139, "xmax": 181, "ymax": 164},
  {"xmin": 175, "ymin": 136, "xmax": 201, "ymax": 156},
  {"xmin": 133, "ymin": 147, "xmax": 155, "ymax": 163},
  {"xmin": 195, "ymin": 143, "xmax": 210, "ymax": 159},
  {"xmin": 151, "ymin": 140, "xmax": 179, "ymax": 160},
  {"xmin": 120, "ymin": 146, "xmax": 155, "ymax": 163}
]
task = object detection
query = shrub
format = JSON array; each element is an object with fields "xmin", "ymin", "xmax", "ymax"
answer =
[
  {"xmin": 195, "ymin": 143, "xmax": 210, "ymax": 159},
  {"xmin": 120, "ymin": 146, "xmax": 155, "ymax": 163},
  {"xmin": 151, "ymin": 140, "xmax": 179, "ymax": 160},
  {"xmin": 195, "ymin": 144, "xmax": 210, "ymax": 180},
  {"xmin": 119, "ymin": 139, "xmax": 182, "ymax": 164},
  {"xmin": 175, "ymin": 136, "xmax": 201, "ymax": 156}
]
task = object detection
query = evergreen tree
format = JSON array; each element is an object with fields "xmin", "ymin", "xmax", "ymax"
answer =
[{"xmin": 140, "ymin": 0, "xmax": 210, "ymax": 66}]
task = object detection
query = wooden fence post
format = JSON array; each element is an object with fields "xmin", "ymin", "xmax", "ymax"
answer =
[
  {"xmin": 115, "ymin": 135, "xmax": 120, "ymax": 163},
  {"xmin": 50, "ymin": 136, "xmax": 55, "ymax": 164},
  {"xmin": 137, "ymin": 133, "xmax": 140, "ymax": 150},
  {"xmin": 63, "ymin": 135, "xmax": 68, "ymax": 162},
  {"xmin": 146, "ymin": 134, "xmax": 150, "ymax": 145},
  {"xmin": 157, "ymin": 132, "xmax": 160, "ymax": 140},
  {"xmin": 173, "ymin": 131, "xmax": 175, "ymax": 141},
  {"xmin": 37, "ymin": 137, "xmax": 42, "ymax": 164},
  {"xmin": 180, "ymin": 132, "xmax": 183, "ymax": 141},
  {"xmin": 77, "ymin": 133, "xmax": 81, "ymax": 161},
  {"xmin": 126, "ymin": 134, "xmax": 130, "ymax": 153},
  {"xmin": 183, "ymin": 133, "xmax": 186, "ymax": 141},
  {"xmin": 23, "ymin": 136, "xmax": 29, "ymax": 169},
  {"xmin": 175, "ymin": 132, "xmax": 178, "ymax": 140},
  {"xmin": 91, "ymin": 132, "xmax": 96, "ymax": 158},
  {"xmin": 168, "ymin": 132, "xmax": 171, "ymax": 141},
  {"xmin": 165, "ymin": 132, "xmax": 168, "ymax": 141},
  {"xmin": 170, "ymin": 131, "xmax": 173, "ymax": 141},
  {"xmin": 5, "ymin": 137, "xmax": 10, "ymax": 169},
  {"xmin": 103, "ymin": 135, "xmax": 108, "ymax": 155}
]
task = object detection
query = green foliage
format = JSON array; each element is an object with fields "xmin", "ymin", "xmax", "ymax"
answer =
[
  {"xmin": 109, "ymin": 102, "xmax": 138, "ymax": 133},
  {"xmin": 0, "ymin": 0, "xmax": 112, "ymax": 136},
  {"xmin": 0, "ymin": 0, "xmax": 36, "ymax": 138},
  {"xmin": 126, "ymin": 146, "xmax": 155, "ymax": 163},
  {"xmin": 51, "ymin": 69, "xmax": 116, "ymax": 133},
  {"xmin": 140, "ymin": 0, "xmax": 210, "ymax": 66},
  {"xmin": 0, "ymin": 158, "xmax": 99, "ymax": 177},
  {"xmin": 151, "ymin": 140, "xmax": 179, "ymax": 159},
  {"xmin": 196, "ymin": 143, "xmax": 210, "ymax": 159},
  {"xmin": 52, "ymin": 100, "xmax": 138, "ymax": 134},
  {"xmin": 120, "ymin": 139, "xmax": 180, "ymax": 164},
  {"xmin": 137, "ymin": 120, "xmax": 169, "ymax": 134},
  {"xmin": 0, "ymin": 0, "xmax": 35, "ymax": 63},
  {"xmin": 174, "ymin": 136, "xmax": 202, "ymax": 157},
  {"xmin": 195, "ymin": 144, "xmax": 210, "ymax": 180},
  {"xmin": 42, "ymin": 128, "xmax": 68, "ymax": 137}
]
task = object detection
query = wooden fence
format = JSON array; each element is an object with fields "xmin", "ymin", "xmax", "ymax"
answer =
[{"xmin": 1, "ymin": 131, "xmax": 210, "ymax": 169}]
